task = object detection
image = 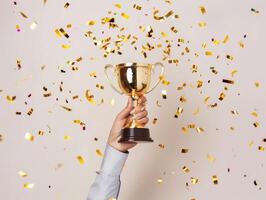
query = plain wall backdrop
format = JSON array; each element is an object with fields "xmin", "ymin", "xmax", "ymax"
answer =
[{"xmin": 0, "ymin": 0, "xmax": 266, "ymax": 199}]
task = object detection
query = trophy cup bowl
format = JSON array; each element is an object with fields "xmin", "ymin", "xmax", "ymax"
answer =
[{"xmin": 104, "ymin": 62, "xmax": 164, "ymax": 143}]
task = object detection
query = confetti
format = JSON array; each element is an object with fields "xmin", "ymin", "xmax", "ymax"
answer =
[
  {"xmin": 121, "ymin": 13, "xmax": 130, "ymax": 19},
  {"xmin": 64, "ymin": 135, "xmax": 71, "ymax": 140},
  {"xmin": 158, "ymin": 144, "xmax": 165, "ymax": 149},
  {"xmin": 161, "ymin": 90, "xmax": 167, "ymax": 99},
  {"xmin": 253, "ymin": 122, "xmax": 259, "ymax": 127},
  {"xmin": 27, "ymin": 108, "xmax": 34, "ymax": 116},
  {"xmin": 6, "ymin": 95, "xmax": 16, "ymax": 103},
  {"xmin": 96, "ymin": 149, "xmax": 103, "ymax": 157},
  {"xmin": 199, "ymin": 6, "xmax": 206, "ymax": 14},
  {"xmin": 61, "ymin": 105, "xmax": 72, "ymax": 112},
  {"xmin": 18, "ymin": 171, "xmax": 27, "ymax": 177},
  {"xmin": 114, "ymin": 3, "xmax": 121, "ymax": 9},
  {"xmin": 251, "ymin": 8, "xmax": 259, "ymax": 14},
  {"xmin": 222, "ymin": 35, "xmax": 229, "ymax": 43},
  {"xmin": 218, "ymin": 92, "xmax": 226, "ymax": 101},
  {"xmin": 196, "ymin": 127, "xmax": 204, "ymax": 133},
  {"xmin": 76, "ymin": 155, "xmax": 85, "ymax": 165},
  {"xmin": 182, "ymin": 166, "xmax": 190, "ymax": 173},
  {"xmin": 30, "ymin": 21, "xmax": 38, "ymax": 30},
  {"xmin": 212, "ymin": 175, "xmax": 218, "ymax": 184},
  {"xmin": 207, "ymin": 154, "xmax": 216, "ymax": 162},
  {"xmin": 133, "ymin": 4, "xmax": 142, "ymax": 10},
  {"xmin": 181, "ymin": 149, "xmax": 189, "ymax": 153},
  {"xmin": 85, "ymin": 89, "xmax": 96, "ymax": 104},
  {"xmin": 157, "ymin": 178, "xmax": 163, "ymax": 184},
  {"xmin": 251, "ymin": 112, "xmax": 258, "ymax": 117},
  {"xmin": 64, "ymin": 2, "xmax": 70, "ymax": 8},
  {"xmin": 254, "ymin": 82, "xmax": 260, "ymax": 88},
  {"xmin": 152, "ymin": 118, "xmax": 158, "ymax": 124},
  {"xmin": 16, "ymin": 24, "xmax": 21, "ymax": 32},
  {"xmin": 198, "ymin": 22, "xmax": 207, "ymax": 27},
  {"xmin": 226, "ymin": 54, "xmax": 234, "ymax": 60},
  {"xmin": 88, "ymin": 20, "xmax": 96, "ymax": 26},
  {"xmin": 25, "ymin": 132, "xmax": 34, "ymax": 141},
  {"xmin": 258, "ymin": 146, "xmax": 265, "ymax": 151},
  {"xmin": 205, "ymin": 51, "xmax": 213, "ymax": 56},
  {"xmin": 153, "ymin": 9, "xmax": 174, "ymax": 21},
  {"xmin": 231, "ymin": 69, "xmax": 238, "ymax": 77},
  {"xmin": 0, "ymin": 134, "xmax": 2, "ymax": 142},
  {"xmin": 191, "ymin": 177, "xmax": 199, "ymax": 184},
  {"xmin": 222, "ymin": 79, "xmax": 234, "ymax": 84},
  {"xmin": 61, "ymin": 44, "xmax": 71, "ymax": 49},
  {"xmin": 20, "ymin": 12, "xmax": 28, "ymax": 18},
  {"xmin": 23, "ymin": 183, "xmax": 34, "ymax": 189},
  {"xmin": 174, "ymin": 107, "xmax": 183, "ymax": 118}
]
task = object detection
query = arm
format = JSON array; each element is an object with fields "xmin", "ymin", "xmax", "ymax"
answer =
[{"xmin": 86, "ymin": 96, "xmax": 148, "ymax": 200}]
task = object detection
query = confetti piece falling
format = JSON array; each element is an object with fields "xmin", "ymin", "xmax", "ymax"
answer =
[
  {"xmin": 255, "ymin": 82, "xmax": 260, "ymax": 88},
  {"xmin": 121, "ymin": 13, "xmax": 130, "ymax": 19},
  {"xmin": 207, "ymin": 154, "xmax": 216, "ymax": 162},
  {"xmin": 196, "ymin": 127, "xmax": 204, "ymax": 133},
  {"xmin": 96, "ymin": 149, "xmax": 103, "ymax": 157},
  {"xmin": 16, "ymin": 24, "xmax": 21, "ymax": 32},
  {"xmin": 205, "ymin": 51, "xmax": 213, "ymax": 56},
  {"xmin": 88, "ymin": 20, "xmax": 96, "ymax": 26},
  {"xmin": 153, "ymin": 9, "xmax": 174, "ymax": 20},
  {"xmin": 64, "ymin": 2, "xmax": 70, "ymax": 8},
  {"xmin": 212, "ymin": 175, "xmax": 218, "ymax": 184},
  {"xmin": 182, "ymin": 166, "xmax": 190, "ymax": 173},
  {"xmin": 18, "ymin": 171, "xmax": 28, "ymax": 177},
  {"xmin": 174, "ymin": 107, "xmax": 183, "ymax": 118},
  {"xmin": 61, "ymin": 44, "xmax": 71, "ymax": 49},
  {"xmin": 30, "ymin": 21, "xmax": 38, "ymax": 30},
  {"xmin": 199, "ymin": 6, "xmax": 206, "ymax": 14},
  {"xmin": 6, "ymin": 95, "xmax": 16, "ymax": 103},
  {"xmin": 133, "ymin": 4, "xmax": 142, "ymax": 10},
  {"xmin": 85, "ymin": 89, "xmax": 96, "ymax": 104},
  {"xmin": 222, "ymin": 35, "xmax": 229, "ymax": 43},
  {"xmin": 0, "ymin": 134, "xmax": 3, "ymax": 142},
  {"xmin": 157, "ymin": 178, "xmax": 163, "ymax": 184},
  {"xmin": 23, "ymin": 183, "xmax": 34, "ymax": 189},
  {"xmin": 258, "ymin": 146, "xmax": 265, "ymax": 151},
  {"xmin": 64, "ymin": 135, "xmax": 71, "ymax": 140},
  {"xmin": 191, "ymin": 177, "xmax": 199, "ymax": 184},
  {"xmin": 76, "ymin": 155, "xmax": 85, "ymax": 165},
  {"xmin": 222, "ymin": 79, "xmax": 234, "ymax": 84},
  {"xmin": 198, "ymin": 22, "xmax": 207, "ymax": 27},
  {"xmin": 181, "ymin": 149, "xmax": 189, "ymax": 153},
  {"xmin": 158, "ymin": 144, "xmax": 165, "ymax": 149},
  {"xmin": 25, "ymin": 133, "xmax": 34, "ymax": 141},
  {"xmin": 20, "ymin": 12, "xmax": 28, "ymax": 18},
  {"xmin": 161, "ymin": 90, "xmax": 167, "ymax": 99},
  {"xmin": 251, "ymin": 8, "xmax": 259, "ymax": 14}
]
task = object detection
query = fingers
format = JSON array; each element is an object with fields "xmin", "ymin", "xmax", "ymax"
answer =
[
  {"xmin": 133, "ymin": 110, "xmax": 148, "ymax": 120},
  {"xmin": 116, "ymin": 97, "xmax": 134, "ymax": 119},
  {"xmin": 136, "ymin": 117, "xmax": 149, "ymax": 125},
  {"xmin": 130, "ymin": 95, "xmax": 147, "ymax": 114}
]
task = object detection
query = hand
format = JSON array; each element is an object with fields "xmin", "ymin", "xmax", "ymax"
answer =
[{"xmin": 107, "ymin": 95, "xmax": 148, "ymax": 153}]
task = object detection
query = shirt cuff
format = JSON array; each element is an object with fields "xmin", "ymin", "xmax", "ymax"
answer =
[{"xmin": 100, "ymin": 144, "xmax": 129, "ymax": 176}]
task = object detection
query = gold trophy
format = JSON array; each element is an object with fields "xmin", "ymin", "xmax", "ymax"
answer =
[{"xmin": 104, "ymin": 62, "xmax": 165, "ymax": 143}]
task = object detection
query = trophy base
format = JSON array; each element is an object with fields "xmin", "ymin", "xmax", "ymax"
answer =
[{"xmin": 118, "ymin": 128, "xmax": 153, "ymax": 143}]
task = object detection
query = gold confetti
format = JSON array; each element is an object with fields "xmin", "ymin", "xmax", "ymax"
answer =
[
  {"xmin": 255, "ymin": 82, "xmax": 260, "ymax": 88},
  {"xmin": 96, "ymin": 84, "xmax": 104, "ymax": 90},
  {"xmin": 18, "ymin": 171, "xmax": 27, "ymax": 177},
  {"xmin": 64, "ymin": 135, "xmax": 71, "ymax": 140},
  {"xmin": 196, "ymin": 127, "xmax": 204, "ymax": 133},
  {"xmin": 27, "ymin": 108, "xmax": 34, "ymax": 116},
  {"xmin": 89, "ymin": 71, "xmax": 97, "ymax": 78},
  {"xmin": 153, "ymin": 10, "xmax": 174, "ymax": 20},
  {"xmin": 153, "ymin": 118, "xmax": 158, "ymax": 124},
  {"xmin": 157, "ymin": 178, "xmax": 163, "ymax": 184},
  {"xmin": 219, "ymin": 92, "xmax": 226, "ymax": 101},
  {"xmin": 182, "ymin": 166, "xmax": 190, "ymax": 173},
  {"xmin": 231, "ymin": 110, "xmax": 239, "ymax": 115},
  {"xmin": 231, "ymin": 69, "xmax": 238, "ymax": 77},
  {"xmin": 133, "ymin": 4, "xmax": 142, "ymax": 10},
  {"xmin": 170, "ymin": 26, "xmax": 178, "ymax": 33},
  {"xmin": 251, "ymin": 112, "xmax": 258, "ymax": 117},
  {"xmin": 0, "ymin": 134, "xmax": 3, "ymax": 142},
  {"xmin": 61, "ymin": 105, "xmax": 72, "ymax": 112},
  {"xmin": 175, "ymin": 107, "xmax": 183, "ymax": 118},
  {"xmin": 191, "ymin": 177, "xmax": 199, "ymax": 184},
  {"xmin": 159, "ymin": 76, "xmax": 170, "ymax": 85},
  {"xmin": 16, "ymin": 24, "xmax": 21, "ymax": 32},
  {"xmin": 77, "ymin": 155, "xmax": 85, "ymax": 165},
  {"xmin": 30, "ymin": 21, "xmax": 38, "ymax": 30},
  {"xmin": 25, "ymin": 133, "xmax": 34, "ymax": 141},
  {"xmin": 121, "ymin": 13, "xmax": 130, "ymax": 19},
  {"xmin": 88, "ymin": 20, "xmax": 96, "ymax": 26},
  {"xmin": 222, "ymin": 79, "xmax": 234, "ymax": 84},
  {"xmin": 181, "ymin": 149, "xmax": 189, "ymax": 153},
  {"xmin": 96, "ymin": 149, "xmax": 104, "ymax": 157},
  {"xmin": 193, "ymin": 107, "xmax": 200, "ymax": 115},
  {"xmin": 200, "ymin": 6, "xmax": 206, "ymax": 14},
  {"xmin": 253, "ymin": 122, "xmax": 259, "ymax": 127},
  {"xmin": 161, "ymin": 32, "xmax": 168, "ymax": 37},
  {"xmin": 23, "ymin": 183, "xmax": 34, "ymax": 189},
  {"xmin": 205, "ymin": 51, "xmax": 213, "ymax": 56},
  {"xmin": 251, "ymin": 8, "xmax": 259, "ymax": 14},
  {"xmin": 20, "ymin": 12, "xmax": 28, "ymax": 18},
  {"xmin": 85, "ymin": 89, "xmax": 96, "ymax": 104},
  {"xmin": 161, "ymin": 90, "xmax": 167, "ymax": 99},
  {"xmin": 6, "ymin": 95, "xmax": 16, "ymax": 103},
  {"xmin": 248, "ymin": 140, "xmax": 254, "ymax": 147},
  {"xmin": 207, "ymin": 154, "xmax": 216, "ymax": 162},
  {"xmin": 258, "ymin": 146, "xmax": 265, "ymax": 151},
  {"xmin": 222, "ymin": 35, "xmax": 229, "ymax": 43},
  {"xmin": 212, "ymin": 175, "xmax": 218, "ymax": 184},
  {"xmin": 226, "ymin": 54, "xmax": 234, "ymax": 60},
  {"xmin": 64, "ymin": 2, "xmax": 70, "ymax": 8},
  {"xmin": 158, "ymin": 144, "xmax": 165, "ymax": 149},
  {"xmin": 38, "ymin": 130, "xmax": 44, "ymax": 136},
  {"xmin": 114, "ymin": 3, "xmax": 121, "ymax": 9},
  {"xmin": 61, "ymin": 44, "xmax": 71, "ymax": 49},
  {"xmin": 55, "ymin": 29, "xmax": 62, "ymax": 37},
  {"xmin": 198, "ymin": 22, "xmax": 207, "ymax": 27},
  {"xmin": 239, "ymin": 41, "xmax": 245, "ymax": 48}
]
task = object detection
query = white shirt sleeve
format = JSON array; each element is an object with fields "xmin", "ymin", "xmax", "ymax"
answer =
[{"xmin": 86, "ymin": 144, "xmax": 128, "ymax": 200}]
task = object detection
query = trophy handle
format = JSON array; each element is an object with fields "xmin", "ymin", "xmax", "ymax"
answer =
[
  {"xmin": 146, "ymin": 62, "xmax": 165, "ymax": 94},
  {"xmin": 104, "ymin": 64, "xmax": 123, "ymax": 94}
]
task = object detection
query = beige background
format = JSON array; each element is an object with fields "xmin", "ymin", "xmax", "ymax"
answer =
[{"xmin": 0, "ymin": 0, "xmax": 266, "ymax": 200}]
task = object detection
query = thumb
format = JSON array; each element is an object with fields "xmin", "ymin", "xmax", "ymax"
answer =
[{"xmin": 117, "ymin": 97, "xmax": 134, "ymax": 119}]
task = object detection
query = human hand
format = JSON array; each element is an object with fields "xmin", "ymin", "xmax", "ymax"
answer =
[{"xmin": 107, "ymin": 95, "xmax": 148, "ymax": 153}]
